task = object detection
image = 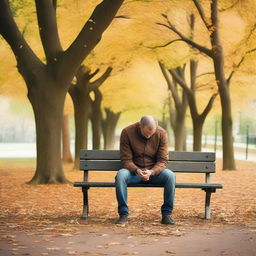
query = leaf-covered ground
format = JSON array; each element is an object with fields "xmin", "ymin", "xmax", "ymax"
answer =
[{"xmin": 0, "ymin": 158, "xmax": 255, "ymax": 255}]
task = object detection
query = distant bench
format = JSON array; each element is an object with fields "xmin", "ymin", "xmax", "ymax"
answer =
[{"xmin": 74, "ymin": 150, "xmax": 223, "ymax": 220}]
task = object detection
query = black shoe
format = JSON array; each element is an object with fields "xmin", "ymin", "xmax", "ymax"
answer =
[
  {"xmin": 116, "ymin": 215, "xmax": 128, "ymax": 225},
  {"xmin": 161, "ymin": 215, "xmax": 175, "ymax": 225}
]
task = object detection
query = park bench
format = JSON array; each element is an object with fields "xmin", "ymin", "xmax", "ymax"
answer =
[{"xmin": 74, "ymin": 150, "xmax": 223, "ymax": 220}]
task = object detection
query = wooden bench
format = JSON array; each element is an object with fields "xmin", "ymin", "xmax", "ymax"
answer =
[{"xmin": 74, "ymin": 150, "xmax": 223, "ymax": 220}]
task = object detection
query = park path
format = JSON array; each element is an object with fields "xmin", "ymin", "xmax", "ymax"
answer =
[
  {"xmin": 1, "ymin": 159, "xmax": 256, "ymax": 255},
  {"xmin": 1, "ymin": 225, "xmax": 255, "ymax": 256}
]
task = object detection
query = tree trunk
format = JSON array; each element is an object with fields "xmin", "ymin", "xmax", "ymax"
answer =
[
  {"xmin": 218, "ymin": 82, "xmax": 236, "ymax": 169},
  {"xmin": 193, "ymin": 118, "xmax": 203, "ymax": 151},
  {"xmin": 158, "ymin": 62, "xmax": 187, "ymax": 151},
  {"xmin": 91, "ymin": 114, "xmax": 102, "ymax": 150},
  {"xmin": 89, "ymin": 87, "xmax": 104, "ymax": 150},
  {"xmin": 90, "ymin": 91, "xmax": 102, "ymax": 150},
  {"xmin": 170, "ymin": 93, "xmax": 187, "ymax": 152},
  {"xmin": 210, "ymin": 0, "xmax": 236, "ymax": 170},
  {"xmin": 27, "ymin": 79, "xmax": 70, "ymax": 184},
  {"xmin": 62, "ymin": 114, "xmax": 73, "ymax": 163},
  {"xmin": 69, "ymin": 85, "xmax": 91, "ymax": 170},
  {"xmin": 102, "ymin": 108, "xmax": 121, "ymax": 149},
  {"xmin": 212, "ymin": 53, "xmax": 235, "ymax": 169},
  {"xmin": 169, "ymin": 105, "xmax": 186, "ymax": 151},
  {"xmin": 173, "ymin": 120, "xmax": 186, "ymax": 151},
  {"xmin": 69, "ymin": 65, "xmax": 111, "ymax": 167}
]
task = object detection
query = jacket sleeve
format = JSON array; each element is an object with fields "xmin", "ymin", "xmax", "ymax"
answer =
[
  {"xmin": 120, "ymin": 129, "xmax": 138, "ymax": 172},
  {"xmin": 151, "ymin": 130, "xmax": 169, "ymax": 175}
]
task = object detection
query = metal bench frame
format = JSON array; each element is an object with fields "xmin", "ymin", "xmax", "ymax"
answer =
[{"xmin": 74, "ymin": 150, "xmax": 223, "ymax": 220}]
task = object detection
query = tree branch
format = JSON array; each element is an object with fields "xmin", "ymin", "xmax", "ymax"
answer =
[
  {"xmin": 147, "ymin": 39, "xmax": 183, "ymax": 49},
  {"xmin": 240, "ymin": 24, "xmax": 256, "ymax": 47},
  {"xmin": 196, "ymin": 72, "xmax": 215, "ymax": 78},
  {"xmin": 156, "ymin": 22, "xmax": 213, "ymax": 57},
  {"xmin": 158, "ymin": 61, "xmax": 181, "ymax": 108},
  {"xmin": 227, "ymin": 47, "xmax": 256, "ymax": 84},
  {"xmin": 167, "ymin": 96, "xmax": 177, "ymax": 130},
  {"xmin": 170, "ymin": 67, "xmax": 198, "ymax": 117},
  {"xmin": 219, "ymin": 0, "xmax": 239, "ymax": 12},
  {"xmin": 176, "ymin": 66, "xmax": 182, "ymax": 78},
  {"xmin": 200, "ymin": 93, "xmax": 218, "ymax": 120},
  {"xmin": 246, "ymin": 47, "xmax": 256, "ymax": 54},
  {"xmin": 115, "ymin": 15, "xmax": 130, "ymax": 19},
  {"xmin": 35, "ymin": 0, "xmax": 62, "ymax": 65},
  {"xmin": 192, "ymin": 0, "xmax": 212, "ymax": 30},
  {"xmin": 190, "ymin": 59, "xmax": 198, "ymax": 92},
  {"xmin": 168, "ymin": 69, "xmax": 188, "ymax": 92},
  {"xmin": 75, "ymin": 65, "xmax": 88, "ymax": 83},
  {"xmin": 88, "ymin": 67, "xmax": 112, "ymax": 90},
  {"xmin": 0, "ymin": 0, "xmax": 43, "ymax": 78},
  {"xmin": 189, "ymin": 13, "xmax": 195, "ymax": 39},
  {"xmin": 58, "ymin": 0, "xmax": 124, "ymax": 84},
  {"xmin": 196, "ymin": 82, "xmax": 214, "ymax": 90},
  {"xmin": 88, "ymin": 68, "xmax": 100, "ymax": 80}
]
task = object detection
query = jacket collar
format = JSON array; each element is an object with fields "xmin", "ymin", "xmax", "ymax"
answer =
[{"xmin": 136, "ymin": 122, "xmax": 156, "ymax": 140}]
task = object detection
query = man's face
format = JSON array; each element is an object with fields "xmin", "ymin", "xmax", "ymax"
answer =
[{"xmin": 140, "ymin": 125, "xmax": 156, "ymax": 139}]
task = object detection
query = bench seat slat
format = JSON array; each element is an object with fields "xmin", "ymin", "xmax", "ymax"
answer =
[
  {"xmin": 80, "ymin": 150, "xmax": 215, "ymax": 162},
  {"xmin": 80, "ymin": 160, "xmax": 215, "ymax": 173},
  {"xmin": 74, "ymin": 182, "xmax": 223, "ymax": 189}
]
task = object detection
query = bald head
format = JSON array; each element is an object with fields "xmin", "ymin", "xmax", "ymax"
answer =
[
  {"xmin": 139, "ymin": 116, "xmax": 158, "ymax": 139},
  {"xmin": 140, "ymin": 115, "xmax": 158, "ymax": 130}
]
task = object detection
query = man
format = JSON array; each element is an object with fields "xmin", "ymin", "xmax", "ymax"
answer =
[{"xmin": 115, "ymin": 115, "xmax": 176, "ymax": 225}]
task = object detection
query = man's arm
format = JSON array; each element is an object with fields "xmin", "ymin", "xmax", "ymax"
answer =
[
  {"xmin": 120, "ymin": 129, "xmax": 138, "ymax": 172},
  {"xmin": 151, "ymin": 130, "xmax": 169, "ymax": 175}
]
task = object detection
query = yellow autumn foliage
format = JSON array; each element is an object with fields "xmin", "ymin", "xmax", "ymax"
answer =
[{"xmin": 0, "ymin": 0, "xmax": 255, "ymax": 123}]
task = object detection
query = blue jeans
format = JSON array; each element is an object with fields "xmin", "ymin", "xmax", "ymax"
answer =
[{"xmin": 115, "ymin": 168, "xmax": 176, "ymax": 217}]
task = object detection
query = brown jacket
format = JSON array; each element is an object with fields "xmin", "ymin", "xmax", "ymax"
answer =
[{"xmin": 120, "ymin": 122, "xmax": 169, "ymax": 175}]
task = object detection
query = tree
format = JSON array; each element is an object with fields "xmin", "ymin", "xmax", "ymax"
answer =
[
  {"xmin": 158, "ymin": 61, "xmax": 187, "ymax": 151},
  {"xmin": 0, "ymin": 0, "xmax": 124, "ymax": 184},
  {"xmin": 69, "ymin": 65, "xmax": 111, "ymax": 168},
  {"xmin": 68, "ymin": 66, "xmax": 92, "ymax": 169},
  {"xmin": 157, "ymin": 0, "xmax": 237, "ymax": 169},
  {"xmin": 89, "ymin": 68, "xmax": 112, "ymax": 150},
  {"xmin": 169, "ymin": 61, "xmax": 217, "ymax": 151}
]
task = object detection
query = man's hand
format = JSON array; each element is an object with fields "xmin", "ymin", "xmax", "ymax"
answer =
[
  {"xmin": 136, "ymin": 169, "xmax": 154, "ymax": 181},
  {"xmin": 136, "ymin": 168, "xmax": 149, "ymax": 181}
]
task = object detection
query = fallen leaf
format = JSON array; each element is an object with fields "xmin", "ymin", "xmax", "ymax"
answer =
[
  {"xmin": 100, "ymin": 234, "xmax": 109, "ymax": 237},
  {"xmin": 68, "ymin": 251, "xmax": 77, "ymax": 255},
  {"xmin": 165, "ymin": 250, "xmax": 176, "ymax": 254},
  {"xmin": 107, "ymin": 242, "xmax": 121, "ymax": 246},
  {"xmin": 46, "ymin": 247, "xmax": 60, "ymax": 251},
  {"xmin": 61, "ymin": 233, "xmax": 73, "ymax": 237}
]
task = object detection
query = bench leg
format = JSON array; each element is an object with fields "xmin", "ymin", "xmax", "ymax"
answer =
[
  {"xmin": 205, "ymin": 191, "xmax": 211, "ymax": 220},
  {"xmin": 82, "ymin": 187, "xmax": 89, "ymax": 219}
]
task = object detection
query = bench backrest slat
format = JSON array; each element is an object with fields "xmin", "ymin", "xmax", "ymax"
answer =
[
  {"xmin": 80, "ymin": 160, "xmax": 215, "ymax": 173},
  {"xmin": 80, "ymin": 150, "xmax": 215, "ymax": 162}
]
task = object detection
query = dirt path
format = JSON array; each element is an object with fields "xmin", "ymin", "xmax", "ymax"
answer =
[{"xmin": 1, "ymin": 225, "xmax": 255, "ymax": 256}]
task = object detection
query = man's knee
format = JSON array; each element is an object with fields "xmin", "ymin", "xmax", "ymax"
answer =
[
  {"xmin": 161, "ymin": 169, "xmax": 176, "ymax": 183},
  {"xmin": 115, "ymin": 168, "xmax": 130, "ymax": 183}
]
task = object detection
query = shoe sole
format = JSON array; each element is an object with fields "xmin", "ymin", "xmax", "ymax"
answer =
[{"xmin": 116, "ymin": 222, "xmax": 128, "ymax": 227}]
